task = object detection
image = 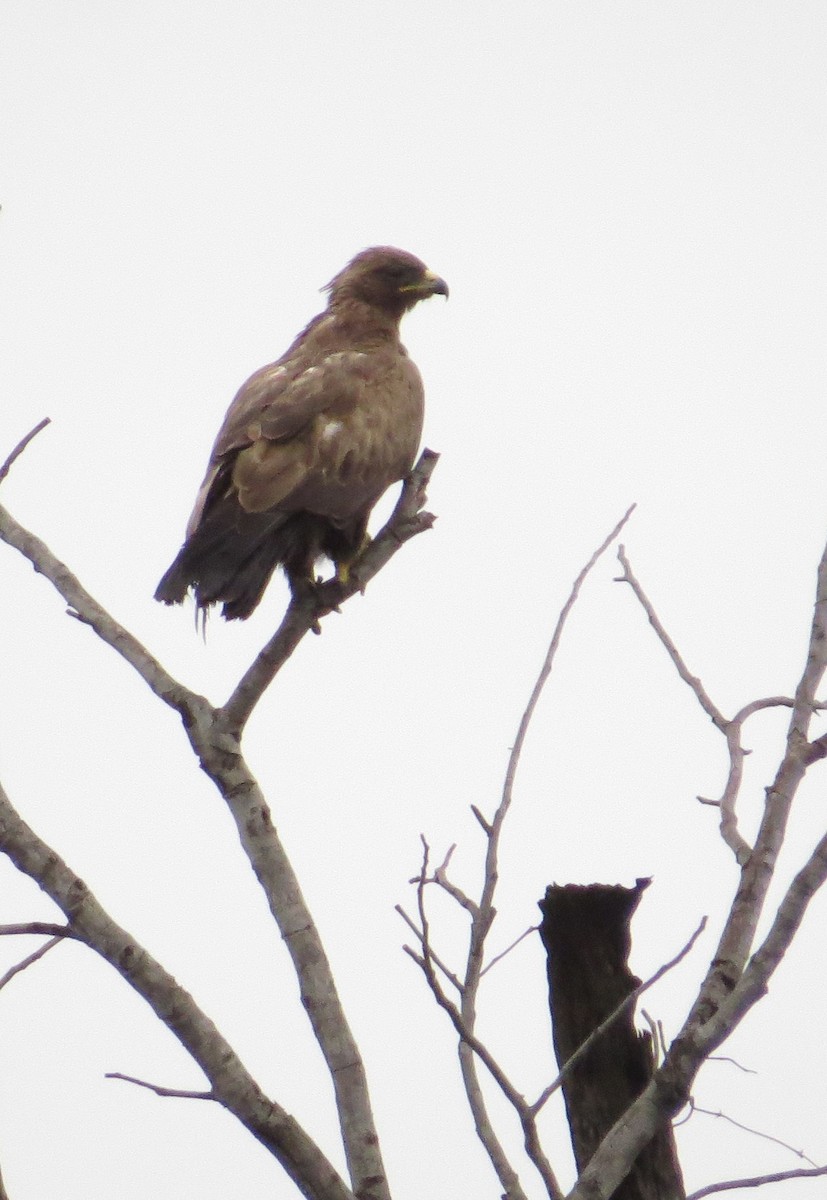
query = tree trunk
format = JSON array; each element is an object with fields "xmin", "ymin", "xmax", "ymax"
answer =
[{"xmin": 538, "ymin": 880, "xmax": 685, "ymax": 1200}]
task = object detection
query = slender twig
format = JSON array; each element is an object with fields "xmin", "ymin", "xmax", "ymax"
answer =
[
  {"xmin": 0, "ymin": 936, "xmax": 63, "ymax": 991},
  {"xmin": 687, "ymin": 1165, "xmax": 827, "ymax": 1199},
  {"xmin": 531, "ymin": 915, "xmax": 707, "ymax": 1115},
  {"xmin": 457, "ymin": 508, "xmax": 636, "ymax": 1194},
  {"xmin": 616, "ymin": 545, "xmax": 728, "ymax": 732},
  {"xmin": 481, "ymin": 925, "xmax": 539, "ymax": 976},
  {"xmin": 0, "ymin": 502, "xmax": 203, "ymax": 722},
  {"xmin": 0, "ymin": 922, "xmax": 75, "ymax": 938},
  {"xmin": 412, "ymin": 839, "xmax": 549, "ymax": 1200},
  {"xmin": 0, "ymin": 417, "xmax": 50, "ymax": 484},
  {"xmin": 470, "ymin": 805, "xmax": 491, "ymax": 834},
  {"xmin": 707, "ymin": 1055, "xmax": 757, "ymax": 1074},
  {"xmin": 396, "ymin": 904, "xmax": 464, "ymax": 993},
  {"xmin": 105, "ymin": 1072, "xmax": 214, "ymax": 1100},
  {"xmin": 408, "ymin": 843, "xmax": 479, "ymax": 917},
  {"xmin": 684, "ymin": 1100, "xmax": 818, "ymax": 1167}
]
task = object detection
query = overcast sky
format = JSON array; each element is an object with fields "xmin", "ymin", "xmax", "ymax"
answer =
[{"xmin": 2, "ymin": 3, "xmax": 827, "ymax": 1198}]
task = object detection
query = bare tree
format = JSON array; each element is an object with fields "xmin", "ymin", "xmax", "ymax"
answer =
[{"xmin": 2, "ymin": 420, "xmax": 827, "ymax": 1200}]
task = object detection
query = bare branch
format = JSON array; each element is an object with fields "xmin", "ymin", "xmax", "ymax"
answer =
[
  {"xmin": 0, "ymin": 936, "xmax": 63, "ymax": 991},
  {"xmin": 502, "ymin": 505, "xmax": 636, "ymax": 821},
  {"xmin": 105, "ymin": 1072, "xmax": 214, "ymax": 1100},
  {"xmin": 687, "ymin": 1166, "xmax": 827, "ymax": 1199},
  {"xmin": 0, "ymin": 778, "xmax": 355, "ymax": 1200},
  {"xmin": 567, "ymin": 536, "xmax": 827, "ymax": 1200},
  {"xmin": 531, "ymin": 914, "xmax": 707, "ymax": 1116},
  {"xmin": 179, "ymin": 721, "xmax": 389, "ymax": 1200},
  {"xmin": 411, "ymin": 840, "xmax": 555, "ymax": 1200},
  {"xmin": 453, "ymin": 508, "xmax": 635, "ymax": 1195},
  {"xmin": 0, "ymin": 418, "xmax": 51, "ymax": 485},
  {"xmin": 220, "ymin": 450, "xmax": 439, "ymax": 733},
  {"xmin": 0, "ymin": 502, "xmax": 204, "ymax": 724},
  {"xmin": 616, "ymin": 545, "xmax": 728, "ymax": 732},
  {"xmin": 0, "ymin": 456, "xmax": 427, "ymax": 1200}
]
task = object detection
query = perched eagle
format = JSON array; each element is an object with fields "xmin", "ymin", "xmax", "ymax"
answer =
[{"xmin": 155, "ymin": 247, "xmax": 447, "ymax": 620}]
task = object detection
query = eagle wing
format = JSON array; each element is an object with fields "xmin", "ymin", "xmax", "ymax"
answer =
[{"xmin": 185, "ymin": 350, "xmax": 376, "ymax": 536}]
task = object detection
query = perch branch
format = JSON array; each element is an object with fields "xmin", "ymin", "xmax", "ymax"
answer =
[
  {"xmin": 220, "ymin": 449, "xmax": 439, "ymax": 733},
  {"xmin": 0, "ymin": 434, "xmax": 435, "ymax": 1200}
]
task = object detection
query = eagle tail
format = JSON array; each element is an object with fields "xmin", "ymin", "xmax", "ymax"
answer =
[
  {"xmin": 153, "ymin": 501, "xmax": 357, "ymax": 620},
  {"xmin": 155, "ymin": 505, "xmax": 300, "ymax": 621}
]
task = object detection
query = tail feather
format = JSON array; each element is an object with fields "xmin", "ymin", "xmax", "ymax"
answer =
[{"xmin": 155, "ymin": 503, "xmax": 294, "ymax": 620}]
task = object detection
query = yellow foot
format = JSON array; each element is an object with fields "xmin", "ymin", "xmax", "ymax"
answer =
[{"xmin": 335, "ymin": 534, "xmax": 372, "ymax": 587}]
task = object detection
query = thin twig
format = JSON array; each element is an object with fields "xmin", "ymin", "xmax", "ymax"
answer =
[
  {"xmin": 0, "ymin": 936, "xmax": 63, "ymax": 991},
  {"xmin": 470, "ymin": 805, "xmax": 491, "ymax": 834},
  {"xmin": 0, "ymin": 418, "xmax": 51, "ymax": 485},
  {"xmin": 616, "ymin": 545, "xmax": 728, "ymax": 732},
  {"xmin": 531, "ymin": 915, "xmax": 707, "ymax": 1115},
  {"xmin": 105, "ymin": 1072, "xmax": 214, "ymax": 1100},
  {"xmin": 707, "ymin": 1055, "xmax": 757, "ymax": 1075},
  {"xmin": 481, "ymin": 925, "xmax": 539, "ymax": 976},
  {"xmin": 0, "ymin": 502, "xmax": 204, "ymax": 723},
  {"xmin": 685, "ymin": 1100, "xmax": 819, "ymax": 1167},
  {"xmin": 395, "ymin": 904, "xmax": 463, "ymax": 993},
  {"xmin": 0, "ymin": 922, "xmax": 75, "ymax": 938},
  {"xmin": 687, "ymin": 1165, "xmax": 827, "ymax": 1199},
  {"xmin": 412, "ymin": 839, "xmax": 555, "ymax": 1200}
]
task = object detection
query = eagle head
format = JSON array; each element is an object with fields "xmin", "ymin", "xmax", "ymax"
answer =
[{"xmin": 326, "ymin": 246, "xmax": 448, "ymax": 318}]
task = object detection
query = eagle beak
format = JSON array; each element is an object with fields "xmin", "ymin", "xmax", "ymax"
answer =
[
  {"xmin": 400, "ymin": 269, "xmax": 449, "ymax": 299},
  {"xmin": 422, "ymin": 269, "xmax": 449, "ymax": 299}
]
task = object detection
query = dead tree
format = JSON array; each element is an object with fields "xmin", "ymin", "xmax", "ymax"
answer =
[{"xmin": 3, "ymin": 420, "xmax": 827, "ymax": 1200}]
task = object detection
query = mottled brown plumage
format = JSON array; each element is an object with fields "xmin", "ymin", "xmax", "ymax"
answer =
[{"xmin": 155, "ymin": 247, "xmax": 447, "ymax": 620}]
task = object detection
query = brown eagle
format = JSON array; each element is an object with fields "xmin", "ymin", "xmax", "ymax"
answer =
[{"xmin": 155, "ymin": 247, "xmax": 447, "ymax": 620}]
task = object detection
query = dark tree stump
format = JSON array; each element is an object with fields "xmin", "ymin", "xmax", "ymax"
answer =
[{"xmin": 538, "ymin": 880, "xmax": 685, "ymax": 1200}]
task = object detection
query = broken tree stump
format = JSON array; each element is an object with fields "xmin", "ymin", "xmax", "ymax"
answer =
[{"xmin": 538, "ymin": 880, "xmax": 685, "ymax": 1200}]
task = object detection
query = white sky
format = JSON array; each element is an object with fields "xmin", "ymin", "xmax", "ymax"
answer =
[{"xmin": 1, "ymin": 3, "xmax": 827, "ymax": 1197}]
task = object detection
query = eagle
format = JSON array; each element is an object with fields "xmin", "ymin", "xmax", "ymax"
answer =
[{"xmin": 155, "ymin": 247, "xmax": 447, "ymax": 621}]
